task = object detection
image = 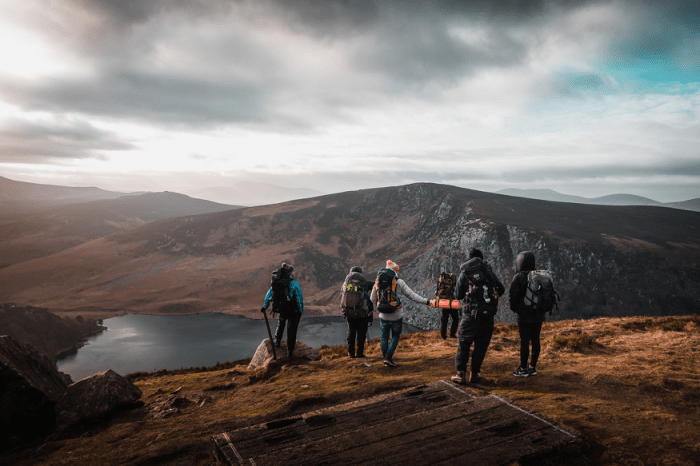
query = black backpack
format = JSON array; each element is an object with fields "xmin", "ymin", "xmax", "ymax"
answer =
[
  {"xmin": 341, "ymin": 272, "xmax": 369, "ymax": 319},
  {"xmin": 271, "ymin": 268, "xmax": 296, "ymax": 315},
  {"xmin": 461, "ymin": 258, "xmax": 498, "ymax": 318},
  {"xmin": 375, "ymin": 268, "xmax": 401, "ymax": 313},
  {"xmin": 523, "ymin": 270, "xmax": 559, "ymax": 315}
]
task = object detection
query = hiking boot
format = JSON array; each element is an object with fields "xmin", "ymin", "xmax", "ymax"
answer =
[
  {"xmin": 469, "ymin": 372, "xmax": 482, "ymax": 384},
  {"xmin": 451, "ymin": 372, "xmax": 466, "ymax": 385},
  {"xmin": 528, "ymin": 365, "xmax": 538, "ymax": 376},
  {"xmin": 274, "ymin": 338, "xmax": 281, "ymax": 348},
  {"xmin": 449, "ymin": 334, "xmax": 457, "ymax": 339},
  {"xmin": 356, "ymin": 353, "xmax": 366, "ymax": 358},
  {"xmin": 512, "ymin": 367, "xmax": 530, "ymax": 377},
  {"xmin": 383, "ymin": 358, "xmax": 397, "ymax": 368},
  {"xmin": 288, "ymin": 350, "xmax": 294, "ymax": 359}
]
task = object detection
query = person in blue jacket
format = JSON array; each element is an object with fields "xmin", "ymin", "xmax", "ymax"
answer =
[{"xmin": 261, "ymin": 262, "xmax": 304, "ymax": 358}]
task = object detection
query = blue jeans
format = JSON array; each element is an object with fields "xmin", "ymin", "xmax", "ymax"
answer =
[{"xmin": 380, "ymin": 318, "xmax": 402, "ymax": 360}]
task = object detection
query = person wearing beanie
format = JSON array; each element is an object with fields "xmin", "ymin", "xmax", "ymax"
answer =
[
  {"xmin": 451, "ymin": 248, "xmax": 505, "ymax": 385},
  {"xmin": 340, "ymin": 266, "xmax": 373, "ymax": 358},
  {"xmin": 261, "ymin": 262, "xmax": 304, "ymax": 358},
  {"xmin": 370, "ymin": 259, "xmax": 431, "ymax": 367}
]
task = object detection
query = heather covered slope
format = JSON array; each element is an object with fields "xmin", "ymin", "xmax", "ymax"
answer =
[
  {"xmin": 0, "ymin": 191, "xmax": 240, "ymax": 267},
  {"xmin": 3, "ymin": 315, "xmax": 699, "ymax": 465},
  {"xmin": 0, "ymin": 183, "xmax": 698, "ymax": 325}
]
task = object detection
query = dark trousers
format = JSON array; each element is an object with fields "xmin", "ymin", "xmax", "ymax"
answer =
[
  {"xmin": 440, "ymin": 308, "xmax": 459, "ymax": 339},
  {"xmin": 275, "ymin": 311, "xmax": 302, "ymax": 352},
  {"xmin": 518, "ymin": 321, "xmax": 543, "ymax": 369},
  {"xmin": 455, "ymin": 315, "xmax": 494, "ymax": 374},
  {"xmin": 346, "ymin": 317, "xmax": 369, "ymax": 356}
]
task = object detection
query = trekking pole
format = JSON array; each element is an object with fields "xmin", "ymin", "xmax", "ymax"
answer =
[{"xmin": 262, "ymin": 308, "xmax": 277, "ymax": 360}]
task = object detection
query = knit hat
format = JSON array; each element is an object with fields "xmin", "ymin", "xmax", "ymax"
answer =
[
  {"xmin": 386, "ymin": 260, "xmax": 399, "ymax": 272},
  {"xmin": 350, "ymin": 266, "xmax": 363, "ymax": 274}
]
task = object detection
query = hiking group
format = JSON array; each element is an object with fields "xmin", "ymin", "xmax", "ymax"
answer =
[{"xmin": 261, "ymin": 250, "xmax": 558, "ymax": 381}]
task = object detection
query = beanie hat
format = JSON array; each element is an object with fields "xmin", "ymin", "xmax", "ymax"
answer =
[
  {"xmin": 386, "ymin": 260, "xmax": 399, "ymax": 272},
  {"xmin": 350, "ymin": 266, "xmax": 363, "ymax": 274},
  {"xmin": 468, "ymin": 248, "xmax": 483, "ymax": 260},
  {"xmin": 281, "ymin": 262, "xmax": 294, "ymax": 272}
]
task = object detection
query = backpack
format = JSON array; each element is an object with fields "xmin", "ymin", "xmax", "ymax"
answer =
[
  {"xmin": 435, "ymin": 272, "xmax": 460, "ymax": 309},
  {"xmin": 270, "ymin": 268, "xmax": 296, "ymax": 315},
  {"xmin": 341, "ymin": 273, "xmax": 369, "ymax": 319},
  {"xmin": 375, "ymin": 268, "xmax": 401, "ymax": 313},
  {"xmin": 436, "ymin": 272, "xmax": 457, "ymax": 299},
  {"xmin": 461, "ymin": 258, "xmax": 498, "ymax": 318},
  {"xmin": 524, "ymin": 270, "xmax": 559, "ymax": 315}
]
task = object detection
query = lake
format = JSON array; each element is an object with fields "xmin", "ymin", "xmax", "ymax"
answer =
[{"xmin": 57, "ymin": 313, "xmax": 420, "ymax": 381}]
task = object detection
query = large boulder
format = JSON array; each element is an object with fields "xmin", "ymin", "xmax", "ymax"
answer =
[
  {"xmin": 0, "ymin": 335, "xmax": 71, "ymax": 450},
  {"xmin": 56, "ymin": 369, "xmax": 142, "ymax": 427},
  {"xmin": 248, "ymin": 339, "xmax": 320, "ymax": 370}
]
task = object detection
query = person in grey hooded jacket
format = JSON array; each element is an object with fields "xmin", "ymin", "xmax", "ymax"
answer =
[{"xmin": 509, "ymin": 251, "xmax": 545, "ymax": 377}]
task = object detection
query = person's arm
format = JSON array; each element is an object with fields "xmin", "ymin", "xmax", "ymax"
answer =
[
  {"xmin": 397, "ymin": 279, "xmax": 430, "ymax": 305},
  {"xmin": 262, "ymin": 287, "xmax": 273, "ymax": 310},
  {"xmin": 340, "ymin": 275, "xmax": 349, "ymax": 305},
  {"xmin": 508, "ymin": 274, "xmax": 525, "ymax": 312},
  {"xmin": 291, "ymin": 280, "xmax": 304, "ymax": 313},
  {"xmin": 454, "ymin": 273, "xmax": 468, "ymax": 301},
  {"xmin": 369, "ymin": 282, "xmax": 378, "ymax": 306},
  {"xmin": 488, "ymin": 267, "xmax": 506, "ymax": 297}
]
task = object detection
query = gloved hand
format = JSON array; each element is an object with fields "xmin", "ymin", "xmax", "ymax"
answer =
[
  {"xmin": 260, "ymin": 307, "xmax": 266, "ymax": 314},
  {"xmin": 428, "ymin": 299, "xmax": 437, "ymax": 308}
]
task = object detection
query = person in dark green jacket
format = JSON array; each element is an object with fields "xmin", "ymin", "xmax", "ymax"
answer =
[{"xmin": 509, "ymin": 251, "xmax": 545, "ymax": 377}]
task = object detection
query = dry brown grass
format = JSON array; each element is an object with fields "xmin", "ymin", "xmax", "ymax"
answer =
[{"xmin": 4, "ymin": 315, "xmax": 700, "ymax": 465}]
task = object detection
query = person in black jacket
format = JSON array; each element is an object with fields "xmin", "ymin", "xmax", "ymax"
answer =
[
  {"xmin": 509, "ymin": 251, "xmax": 544, "ymax": 377},
  {"xmin": 451, "ymin": 248, "xmax": 505, "ymax": 384}
]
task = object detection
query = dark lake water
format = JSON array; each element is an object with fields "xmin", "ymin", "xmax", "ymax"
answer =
[{"xmin": 57, "ymin": 313, "xmax": 420, "ymax": 381}]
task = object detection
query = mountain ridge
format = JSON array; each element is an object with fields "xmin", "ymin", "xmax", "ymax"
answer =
[{"xmin": 1, "ymin": 183, "xmax": 698, "ymax": 326}]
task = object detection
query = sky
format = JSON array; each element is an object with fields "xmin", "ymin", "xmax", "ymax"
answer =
[{"xmin": 0, "ymin": 0, "xmax": 699, "ymax": 203}]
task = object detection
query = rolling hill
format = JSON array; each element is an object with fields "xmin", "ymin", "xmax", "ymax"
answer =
[
  {"xmin": 0, "ymin": 192, "xmax": 241, "ymax": 268},
  {"xmin": 1, "ymin": 183, "xmax": 698, "ymax": 328},
  {"xmin": 0, "ymin": 176, "xmax": 132, "ymax": 214}
]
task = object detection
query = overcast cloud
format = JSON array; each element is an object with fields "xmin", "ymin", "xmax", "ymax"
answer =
[{"xmin": 0, "ymin": 0, "xmax": 698, "ymax": 202}]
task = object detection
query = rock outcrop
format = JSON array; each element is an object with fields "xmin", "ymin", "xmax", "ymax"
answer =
[
  {"xmin": 0, "ymin": 335, "xmax": 71, "ymax": 450},
  {"xmin": 248, "ymin": 339, "xmax": 321, "ymax": 370},
  {"xmin": 55, "ymin": 369, "xmax": 142, "ymax": 427}
]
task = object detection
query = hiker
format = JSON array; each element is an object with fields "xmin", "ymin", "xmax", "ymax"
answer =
[
  {"xmin": 370, "ymin": 260, "xmax": 431, "ymax": 368},
  {"xmin": 261, "ymin": 262, "xmax": 304, "ymax": 358},
  {"xmin": 451, "ymin": 248, "xmax": 505, "ymax": 384},
  {"xmin": 340, "ymin": 266, "xmax": 374, "ymax": 358},
  {"xmin": 509, "ymin": 251, "xmax": 543, "ymax": 377}
]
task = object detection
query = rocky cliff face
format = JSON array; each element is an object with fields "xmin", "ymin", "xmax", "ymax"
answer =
[{"xmin": 367, "ymin": 185, "xmax": 700, "ymax": 329}]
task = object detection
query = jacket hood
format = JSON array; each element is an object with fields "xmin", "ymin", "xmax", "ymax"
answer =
[
  {"xmin": 460, "ymin": 256, "xmax": 484, "ymax": 272},
  {"xmin": 516, "ymin": 251, "xmax": 536, "ymax": 273},
  {"xmin": 350, "ymin": 266, "xmax": 363, "ymax": 274}
]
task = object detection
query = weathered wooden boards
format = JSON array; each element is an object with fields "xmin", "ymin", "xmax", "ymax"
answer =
[{"xmin": 212, "ymin": 380, "xmax": 577, "ymax": 465}]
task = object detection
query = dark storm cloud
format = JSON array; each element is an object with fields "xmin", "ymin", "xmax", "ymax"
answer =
[
  {"xmin": 6, "ymin": 0, "xmax": 699, "ymax": 130},
  {"xmin": 0, "ymin": 118, "xmax": 136, "ymax": 162},
  {"xmin": 76, "ymin": 0, "xmax": 231, "ymax": 29},
  {"xmin": 0, "ymin": 71, "xmax": 266, "ymax": 127}
]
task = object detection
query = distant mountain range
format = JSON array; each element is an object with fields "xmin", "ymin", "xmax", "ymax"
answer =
[
  {"xmin": 496, "ymin": 188, "xmax": 700, "ymax": 211},
  {"xmin": 1, "ymin": 183, "xmax": 698, "ymax": 328},
  {"xmin": 0, "ymin": 179, "xmax": 241, "ymax": 267}
]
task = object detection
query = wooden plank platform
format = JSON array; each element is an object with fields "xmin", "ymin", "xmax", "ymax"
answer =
[{"xmin": 212, "ymin": 380, "xmax": 578, "ymax": 465}]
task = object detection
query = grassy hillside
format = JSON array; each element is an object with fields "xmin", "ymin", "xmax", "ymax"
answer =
[{"xmin": 4, "ymin": 315, "xmax": 699, "ymax": 465}]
